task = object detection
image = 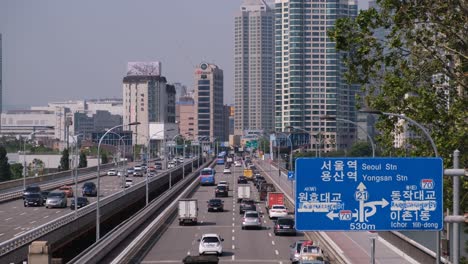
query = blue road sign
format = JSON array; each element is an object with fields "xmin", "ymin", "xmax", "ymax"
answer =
[
  {"xmin": 288, "ymin": 171, "xmax": 295, "ymax": 180},
  {"xmin": 295, "ymin": 158, "xmax": 443, "ymax": 231}
]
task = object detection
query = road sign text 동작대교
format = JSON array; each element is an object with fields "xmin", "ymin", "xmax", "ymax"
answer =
[{"xmin": 295, "ymin": 158, "xmax": 443, "ymax": 231}]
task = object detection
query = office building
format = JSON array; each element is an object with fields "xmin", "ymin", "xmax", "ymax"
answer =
[
  {"xmin": 0, "ymin": 34, "xmax": 2, "ymax": 131},
  {"xmin": 176, "ymin": 95, "xmax": 196, "ymax": 139},
  {"xmin": 194, "ymin": 63, "xmax": 224, "ymax": 141},
  {"xmin": 123, "ymin": 62, "xmax": 177, "ymax": 154},
  {"xmin": 274, "ymin": 0, "xmax": 358, "ymax": 152},
  {"xmin": 173, "ymin": 82, "xmax": 188, "ymax": 103},
  {"xmin": 234, "ymin": 0, "xmax": 275, "ymax": 135}
]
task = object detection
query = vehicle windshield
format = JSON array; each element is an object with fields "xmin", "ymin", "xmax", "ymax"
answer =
[
  {"xmin": 245, "ymin": 212, "xmax": 259, "ymax": 218},
  {"xmin": 272, "ymin": 205, "xmax": 286, "ymax": 209},
  {"xmin": 242, "ymin": 200, "xmax": 254, "ymax": 205},
  {"xmin": 77, "ymin": 197, "xmax": 87, "ymax": 203},
  {"xmin": 83, "ymin": 183, "xmax": 95, "ymax": 188},
  {"xmin": 201, "ymin": 170, "xmax": 213, "ymax": 176},
  {"xmin": 209, "ymin": 199, "xmax": 222, "ymax": 205},
  {"xmin": 26, "ymin": 193, "xmax": 41, "ymax": 198},
  {"xmin": 277, "ymin": 219, "xmax": 294, "ymax": 225},
  {"xmin": 48, "ymin": 192, "xmax": 64, "ymax": 198},
  {"xmin": 26, "ymin": 187, "xmax": 40, "ymax": 192},
  {"xmin": 202, "ymin": 237, "xmax": 220, "ymax": 243}
]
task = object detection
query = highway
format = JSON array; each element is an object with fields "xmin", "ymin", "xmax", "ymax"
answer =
[
  {"xmin": 254, "ymin": 158, "xmax": 419, "ymax": 264},
  {"xmin": 141, "ymin": 163, "xmax": 305, "ymax": 264},
  {"xmin": 0, "ymin": 170, "xmax": 146, "ymax": 242}
]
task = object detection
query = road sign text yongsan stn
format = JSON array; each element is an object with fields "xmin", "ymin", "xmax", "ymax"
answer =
[{"xmin": 295, "ymin": 158, "xmax": 443, "ymax": 231}]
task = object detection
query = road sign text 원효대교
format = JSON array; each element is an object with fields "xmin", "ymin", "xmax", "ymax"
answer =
[{"xmin": 295, "ymin": 158, "xmax": 443, "ymax": 231}]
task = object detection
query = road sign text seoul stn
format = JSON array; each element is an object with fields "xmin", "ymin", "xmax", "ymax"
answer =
[{"xmin": 295, "ymin": 158, "xmax": 443, "ymax": 231}]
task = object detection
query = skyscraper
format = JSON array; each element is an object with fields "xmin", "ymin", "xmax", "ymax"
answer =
[
  {"xmin": 274, "ymin": 0, "xmax": 358, "ymax": 152},
  {"xmin": 194, "ymin": 63, "xmax": 224, "ymax": 141},
  {"xmin": 234, "ymin": 0, "xmax": 275, "ymax": 135},
  {"xmin": 0, "ymin": 34, "xmax": 2, "ymax": 131}
]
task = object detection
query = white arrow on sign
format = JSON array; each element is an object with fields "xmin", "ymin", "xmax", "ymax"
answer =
[
  {"xmin": 357, "ymin": 182, "xmax": 367, "ymax": 191},
  {"xmin": 326, "ymin": 211, "xmax": 339, "ymax": 220}
]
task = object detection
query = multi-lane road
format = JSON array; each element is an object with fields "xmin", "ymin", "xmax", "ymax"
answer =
[
  {"xmin": 142, "ymin": 163, "xmax": 304, "ymax": 264},
  {"xmin": 0, "ymin": 170, "xmax": 145, "ymax": 242}
]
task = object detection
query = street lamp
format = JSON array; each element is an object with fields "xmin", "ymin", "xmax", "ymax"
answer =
[
  {"xmin": 69, "ymin": 133, "xmax": 83, "ymax": 218},
  {"xmin": 275, "ymin": 132, "xmax": 293, "ymax": 173},
  {"xmin": 172, "ymin": 134, "xmax": 187, "ymax": 178},
  {"xmin": 360, "ymin": 109, "xmax": 442, "ymax": 263},
  {"xmin": 319, "ymin": 116, "xmax": 376, "ymax": 157},
  {"xmin": 96, "ymin": 122, "xmax": 140, "ymax": 242},
  {"xmin": 286, "ymin": 126, "xmax": 316, "ymax": 157},
  {"xmin": 104, "ymin": 131, "xmax": 127, "ymax": 189}
]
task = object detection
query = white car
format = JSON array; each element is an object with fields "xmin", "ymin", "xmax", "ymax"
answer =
[
  {"xmin": 223, "ymin": 168, "xmax": 231, "ymax": 174},
  {"xmin": 198, "ymin": 233, "xmax": 224, "ymax": 256},
  {"xmin": 269, "ymin": 204, "xmax": 288, "ymax": 219},
  {"xmin": 218, "ymin": 181, "xmax": 229, "ymax": 191},
  {"xmin": 124, "ymin": 179, "xmax": 133, "ymax": 188},
  {"xmin": 107, "ymin": 169, "xmax": 117, "ymax": 176},
  {"xmin": 234, "ymin": 162, "xmax": 242, "ymax": 167}
]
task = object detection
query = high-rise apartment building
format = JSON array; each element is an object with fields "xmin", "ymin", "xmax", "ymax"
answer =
[
  {"xmin": 234, "ymin": 0, "xmax": 275, "ymax": 135},
  {"xmin": 194, "ymin": 63, "xmax": 224, "ymax": 141},
  {"xmin": 123, "ymin": 62, "xmax": 177, "ymax": 152},
  {"xmin": 176, "ymin": 95, "xmax": 196, "ymax": 138},
  {"xmin": 274, "ymin": 0, "xmax": 358, "ymax": 151}
]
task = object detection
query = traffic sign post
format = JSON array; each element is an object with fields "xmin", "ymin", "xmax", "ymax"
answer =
[
  {"xmin": 295, "ymin": 158, "xmax": 443, "ymax": 231},
  {"xmin": 288, "ymin": 171, "xmax": 295, "ymax": 181}
]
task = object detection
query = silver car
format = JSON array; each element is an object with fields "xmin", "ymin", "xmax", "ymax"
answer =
[
  {"xmin": 46, "ymin": 192, "xmax": 67, "ymax": 208},
  {"xmin": 241, "ymin": 211, "xmax": 262, "ymax": 230}
]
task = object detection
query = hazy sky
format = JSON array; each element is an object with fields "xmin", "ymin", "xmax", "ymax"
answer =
[{"xmin": 0, "ymin": 0, "xmax": 369, "ymax": 109}]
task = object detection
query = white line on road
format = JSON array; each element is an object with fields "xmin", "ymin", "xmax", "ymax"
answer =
[
  {"xmin": 232, "ymin": 236, "xmax": 235, "ymax": 241},
  {"xmin": 4, "ymin": 217, "xmax": 12, "ymax": 221},
  {"xmin": 187, "ymin": 251, "xmax": 190, "ymax": 255},
  {"xmin": 0, "ymin": 233, "xmax": 3, "ymax": 237},
  {"xmin": 272, "ymin": 241, "xmax": 275, "ymax": 245},
  {"xmin": 43, "ymin": 215, "xmax": 49, "ymax": 219},
  {"xmin": 232, "ymin": 229, "xmax": 235, "ymax": 233},
  {"xmin": 275, "ymin": 250, "xmax": 279, "ymax": 255},
  {"xmin": 14, "ymin": 231, "xmax": 25, "ymax": 237},
  {"xmin": 12, "ymin": 207, "xmax": 17, "ymax": 209},
  {"xmin": 268, "ymin": 233, "xmax": 272, "ymax": 237},
  {"xmin": 29, "ymin": 221, "xmax": 36, "ymax": 224},
  {"xmin": 19, "ymin": 212, "xmax": 26, "ymax": 216},
  {"xmin": 33, "ymin": 208, "xmax": 38, "ymax": 211},
  {"xmin": 56, "ymin": 211, "xmax": 60, "ymax": 214},
  {"xmin": 232, "ymin": 245, "xmax": 235, "ymax": 250},
  {"xmin": 231, "ymin": 255, "xmax": 235, "ymax": 261},
  {"xmin": 232, "ymin": 217, "xmax": 235, "ymax": 221},
  {"xmin": 232, "ymin": 223, "xmax": 235, "ymax": 227},
  {"xmin": 14, "ymin": 226, "xmax": 21, "ymax": 230}
]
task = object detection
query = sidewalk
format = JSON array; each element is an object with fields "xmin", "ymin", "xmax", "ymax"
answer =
[{"xmin": 254, "ymin": 158, "xmax": 420, "ymax": 264}]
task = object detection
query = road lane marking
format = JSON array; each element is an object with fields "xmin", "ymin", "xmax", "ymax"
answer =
[
  {"xmin": 29, "ymin": 221, "xmax": 36, "ymax": 224},
  {"xmin": 56, "ymin": 211, "xmax": 60, "ymax": 214},
  {"xmin": 232, "ymin": 255, "xmax": 235, "ymax": 261},
  {"xmin": 232, "ymin": 217, "xmax": 235, "ymax": 221},
  {"xmin": 232, "ymin": 236, "xmax": 235, "ymax": 241},
  {"xmin": 12, "ymin": 207, "xmax": 17, "ymax": 209},
  {"xmin": 14, "ymin": 231, "xmax": 26, "ymax": 237},
  {"xmin": 33, "ymin": 208, "xmax": 38, "ymax": 211},
  {"xmin": 187, "ymin": 251, "xmax": 190, "ymax": 255},
  {"xmin": 268, "ymin": 233, "xmax": 272, "ymax": 237},
  {"xmin": 232, "ymin": 229, "xmax": 235, "ymax": 233},
  {"xmin": 272, "ymin": 241, "xmax": 275, "ymax": 245},
  {"xmin": 20, "ymin": 212, "xmax": 26, "ymax": 216},
  {"xmin": 232, "ymin": 223, "xmax": 235, "ymax": 226},
  {"xmin": 275, "ymin": 250, "xmax": 279, "ymax": 255},
  {"xmin": 0, "ymin": 233, "xmax": 3, "ymax": 237},
  {"xmin": 5, "ymin": 217, "xmax": 12, "ymax": 221},
  {"xmin": 232, "ymin": 245, "xmax": 235, "ymax": 250},
  {"xmin": 14, "ymin": 226, "xmax": 21, "ymax": 230},
  {"xmin": 264, "ymin": 220, "xmax": 267, "ymax": 224},
  {"xmin": 43, "ymin": 215, "xmax": 49, "ymax": 219}
]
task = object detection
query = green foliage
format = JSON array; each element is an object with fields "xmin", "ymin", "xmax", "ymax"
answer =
[
  {"xmin": 0, "ymin": 146, "xmax": 12, "ymax": 182},
  {"xmin": 348, "ymin": 141, "xmax": 374, "ymax": 157},
  {"xmin": 101, "ymin": 152, "xmax": 109, "ymax": 164},
  {"xmin": 10, "ymin": 163, "xmax": 23, "ymax": 180},
  {"xmin": 79, "ymin": 152, "xmax": 87, "ymax": 168},
  {"xmin": 59, "ymin": 148, "xmax": 70, "ymax": 171}
]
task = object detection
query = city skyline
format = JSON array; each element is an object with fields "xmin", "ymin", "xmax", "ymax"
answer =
[{"xmin": 0, "ymin": 0, "xmax": 369, "ymax": 110}]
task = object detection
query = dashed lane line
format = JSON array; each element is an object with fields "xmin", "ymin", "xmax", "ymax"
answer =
[
  {"xmin": 5, "ymin": 217, "xmax": 12, "ymax": 221},
  {"xmin": 272, "ymin": 240, "xmax": 275, "ymax": 245},
  {"xmin": 275, "ymin": 250, "xmax": 279, "ymax": 255},
  {"xmin": 19, "ymin": 212, "xmax": 26, "ymax": 216}
]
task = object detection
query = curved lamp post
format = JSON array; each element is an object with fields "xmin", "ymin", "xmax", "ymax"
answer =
[
  {"xmin": 319, "ymin": 116, "xmax": 376, "ymax": 157},
  {"xmin": 96, "ymin": 122, "xmax": 140, "ymax": 241},
  {"xmin": 360, "ymin": 109, "xmax": 441, "ymax": 263}
]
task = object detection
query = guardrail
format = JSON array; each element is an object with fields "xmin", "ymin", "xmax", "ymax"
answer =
[
  {"xmin": 0, "ymin": 158, "xmax": 200, "ymax": 261},
  {"xmin": 70, "ymin": 158, "xmax": 214, "ymax": 263},
  {"xmin": 255, "ymin": 159, "xmax": 350, "ymax": 264}
]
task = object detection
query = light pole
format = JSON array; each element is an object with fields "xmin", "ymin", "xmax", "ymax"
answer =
[
  {"xmin": 286, "ymin": 126, "xmax": 314, "ymax": 156},
  {"xmin": 319, "ymin": 116, "xmax": 376, "ymax": 157},
  {"xmin": 104, "ymin": 131, "xmax": 127, "ymax": 188},
  {"xmin": 69, "ymin": 133, "xmax": 83, "ymax": 218},
  {"xmin": 96, "ymin": 122, "xmax": 140, "ymax": 242},
  {"xmin": 172, "ymin": 134, "xmax": 187, "ymax": 178},
  {"xmin": 360, "ymin": 109, "xmax": 441, "ymax": 263}
]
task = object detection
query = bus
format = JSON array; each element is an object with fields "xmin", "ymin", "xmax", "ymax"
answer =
[
  {"xmin": 216, "ymin": 151, "xmax": 226, "ymax": 165},
  {"xmin": 199, "ymin": 168, "xmax": 216, "ymax": 186}
]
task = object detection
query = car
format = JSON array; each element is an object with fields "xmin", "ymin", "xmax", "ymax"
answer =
[
  {"xmin": 255, "ymin": 179, "xmax": 267, "ymax": 189},
  {"xmin": 23, "ymin": 185, "xmax": 41, "ymax": 199},
  {"xmin": 207, "ymin": 199, "xmax": 224, "ymax": 212},
  {"xmin": 134, "ymin": 165, "xmax": 142, "ymax": 171},
  {"xmin": 59, "ymin": 185, "xmax": 74, "ymax": 197},
  {"xmin": 40, "ymin": 191, "xmax": 49, "ymax": 203},
  {"xmin": 24, "ymin": 193, "xmax": 44, "ymax": 207},
  {"xmin": 125, "ymin": 178, "xmax": 133, "ymax": 188},
  {"xmin": 237, "ymin": 176, "xmax": 248, "ymax": 184},
  {"xmin": 133, "ymin": 170, "xmax": 143, "ymax": 177},
  {"xmin": 127, "ymin": 168, "xmax": 135, "ymax": 175},
  {"xmin": 198, "ymin": 234, "xmax": 224, "ymax": 256},
  {"xmin": 82, "ymin": 182, "xmax": 97, "ymax": 197},
  {"xmin": 107, "ymin": 169, "xmax": 117, "ymax": 176},
  {"xmin": 168, "ymin": 161, "xmax": 176, "ymax": 168},
  {"xmin": 269, "ymin": 204, "xmax": 288, "ymax": 219},
  {"xmin": 154, "ymin": 163, "xmax": 163, "ymax": 170},
  {"xmin": 141, "ymin": 163, "xmax": 147, "ymax": 170},
  {"xmin": 46, "ymin": 192, "xmax": 67, "ymax": 208},
  {"xmin": 234, "ymin": 161, "xmax": 242, "ymax": 167},
  {"xmin": 214, "ymin": 186, "xmax": 228, "ymax": 197},
  {"xmin": 217, "ymin": 181, "xmax": 229, "ymax": 191},
  {"xmin": 223, "ymin": 168, "xmax": 231, "ymax": 174},
  {"xmin": 70, "ymin": 197, "xmax": 90, "ymax": 210},
  {"xmin": 289, "ymin": 240, "xmax": 308, "ymax": 264},
  {"xmin": 241, "ymin": 210, "xmax": 262, "ymax": 230},
  {"xmin": 273, "ymin": 217, "xmax": 296, "ymax": 236},
  {"xmin": 239, "ymin": 199, "xmax": 256, "ymax": 214},
  {"xmin": 297, "ymin": 240, "xmax": 324, "ymax": 262}
]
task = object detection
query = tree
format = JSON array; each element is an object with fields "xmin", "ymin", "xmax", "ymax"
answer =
[
  {"xmin": 101, "ymin": 152, "xmax": 109, "ymax": 164},
  {"xmin": 78, "ymin": 151, "xmax": 87, "ymax": 168},
  {"xmin": 59, "ymin": 148, "xmax": 70, "ymax": 171},
  {"xmin": 10, "ymin": 163, "xmax": 23, "ymax": 180},
  {"xmin": 348, "ymin": 141, "xmax": 374, "ymax": 157},
  {"xmin": 0, "ymin": 146, "xmax": 12, "ymax": 182}
]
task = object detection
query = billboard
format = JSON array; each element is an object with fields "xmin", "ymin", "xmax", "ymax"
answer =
[{"xmin": 127, "ymin": 61, "xmax": 161, "ymax": 76}]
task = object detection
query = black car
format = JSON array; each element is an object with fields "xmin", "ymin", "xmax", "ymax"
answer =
[
  {"xmin": 237, "ymin": 176, "xmax": 248, "ymax": 184},
  {"xmin": 239, "ymin": 199, "xmax": 256, "ymax": 214},
  {"xmin": 70, "ymin": 197, "xmax": 90, "ymax": 210},
  {"xmin": 24, "ymin": 193, "xmax": 44, "ymax": 207},
  {"xmin": 23, "ymin": 185, "xmax": 41, "ymax": 199},
  {"xmin": 215, "ymin": 186, "xmax": 228, "ymax": 197},
  {"xmin": 273, "ymin": 217, "xmax": 296, "ymax": 236},
  {"xmin": 82, "ymin": 182, "xmax": 97, "ymax": 197},
  {"xmin": 155, "ymin": 163, "xmax": 163, "ymax": 170},
  {"xmin": 41, "ymin": 191, "xmax": 50, "ymax": 203},
  {"xmin": 207, "ymin": 199, "xmax": 224, "ymax": 212}
]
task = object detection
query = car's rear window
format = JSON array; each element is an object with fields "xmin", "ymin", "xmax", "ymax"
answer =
[
  {"xmin": 272, "ymin": 205, "xmax": 285, "ymax": 209},
  {"xmin": 202, "ymin": 237, "xmax": 219, "ymax": 243},
  {"xmin": 245, "ymin": 212, "xmax": 258, "ymax": 218},
  {"xmin": 217, "ymin": 186, "xmax": 227, "ymax": 190},
  {"xmin": 277, "ymin": 218, "xmax": 295, "ymax": 225}
]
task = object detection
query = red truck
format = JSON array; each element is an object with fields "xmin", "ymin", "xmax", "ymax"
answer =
[{"xmin": 266, "ymin": 192, "xmax": 284, "ymax": 210}]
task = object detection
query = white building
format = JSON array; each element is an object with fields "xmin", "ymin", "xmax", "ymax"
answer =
[
  {"xmin": 0, "ymin": 110, "xmax": 56, "ymax": 139},
  {"xmin": 234, "ymin": 0, "xmax": 275, "ymax": 136}
]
